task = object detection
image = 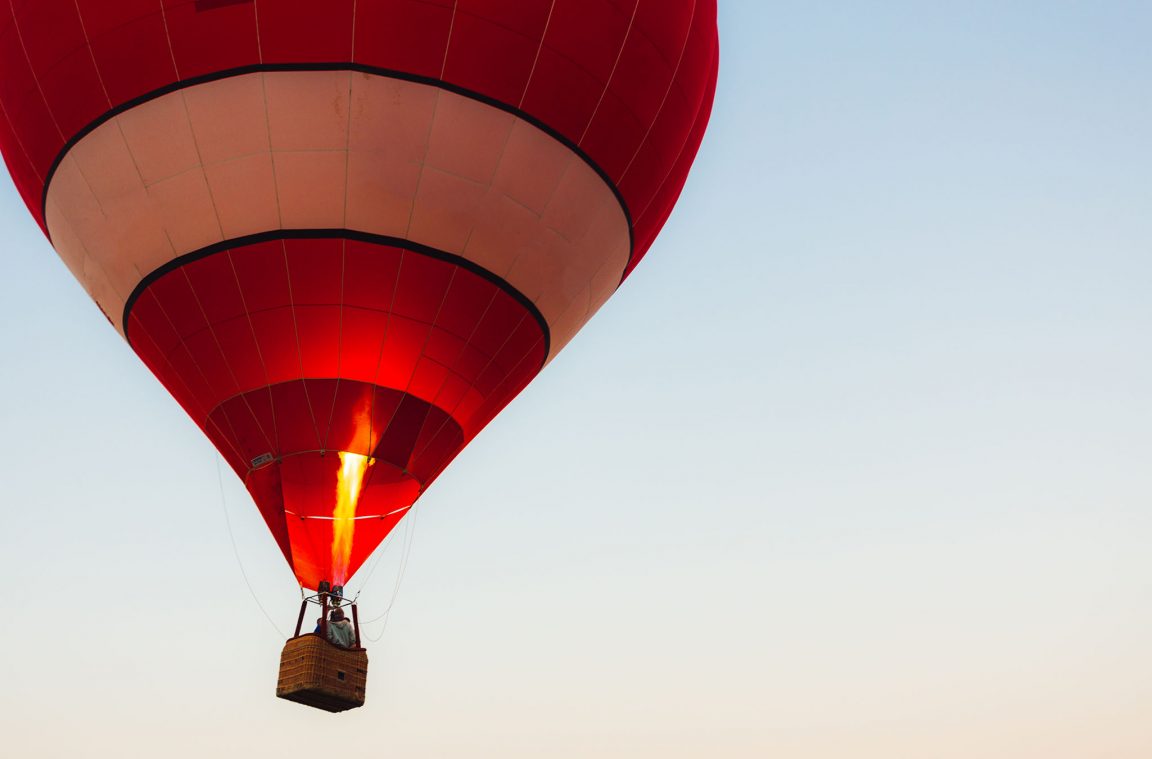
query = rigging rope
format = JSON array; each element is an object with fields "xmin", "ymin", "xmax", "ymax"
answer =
[
  {"xmin": 358, "ymin": 502, "xmax": 421, "ymax": 641},
  {"xmin": 351, "ymin": 506, "xmax": 411, "ymax": 599},
  {"xmin": 216, "ymin": 453, "xmax": 288, "ymax": 639}
]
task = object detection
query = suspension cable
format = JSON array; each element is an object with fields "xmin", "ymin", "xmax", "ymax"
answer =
[
  {"xmin": 216, "ymin": 453, "xmax": 287, "ymax": 639},
  {"xmin": 360, "ymin": 503, "xmax": 421, "ymax": 641},
  {"xmin": 351, "ymin": 509, "xmax": 408, "ymax": 601}
]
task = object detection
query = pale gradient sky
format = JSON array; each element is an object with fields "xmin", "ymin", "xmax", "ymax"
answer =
[{"xmin": 3, "ymin": 2, "xmax": 1152, "ymax": 757}]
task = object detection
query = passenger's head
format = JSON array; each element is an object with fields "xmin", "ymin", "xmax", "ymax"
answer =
[{"xmin": 330, "ymin": 608, "xmax": 345, "ymax": 621}]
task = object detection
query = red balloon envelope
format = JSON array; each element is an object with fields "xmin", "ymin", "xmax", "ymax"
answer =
[{"xmin": 0, "ymin": 1, "xmax": 718, "ymax": 589}]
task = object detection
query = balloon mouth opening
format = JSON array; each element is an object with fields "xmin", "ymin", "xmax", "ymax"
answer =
[{"xmin": 249, "ymin": 451, "xmax": 422, "ymax": 588}]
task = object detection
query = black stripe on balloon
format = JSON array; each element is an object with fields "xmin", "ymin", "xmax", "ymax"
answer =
[
  {"xmin": 121, "ymin": 229, "xmax": 552, "ymax": 364},
  {"xmin": 39, "ymin": 62, "xmax": 636, "ymax": 267}
]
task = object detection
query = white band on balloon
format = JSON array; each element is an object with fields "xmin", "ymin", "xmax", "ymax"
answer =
[{"xmin": 44, "ymin": 70, "xmax": 631, "ymax": 360}]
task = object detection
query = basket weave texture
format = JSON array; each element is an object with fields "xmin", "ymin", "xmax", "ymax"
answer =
[{"xmin": 276, "ymin": 634, "xmax": 368, "ymax": 713}]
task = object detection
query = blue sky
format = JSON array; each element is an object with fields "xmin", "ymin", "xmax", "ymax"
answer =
[{"xmin": 2, "ymin": 2, "xmax": 1152, "ymax": 756}]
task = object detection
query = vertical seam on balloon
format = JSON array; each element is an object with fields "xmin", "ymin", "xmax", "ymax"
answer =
[
  {"xmin": 493, "ymin": 107, "xmax": 517, "ymax": 182},
  {"xmin": 252, "ymin": 0, "xmax": 264, "ymax": 64},
  {"xmin": 369, "ymin": 267, "xmax": 463, "ymax": 485},
  {"xmin": 180, "ymin": 89, "xmax": 227, "ymax": 242},
  {"xmin": 474, "ymin": 108, "xmax": 516, "ymax": 197},
  {"xmin": 349, "ymin": 0, "xmax": 358, "ymax": 61},
  {"xmin": 0, "ymin": 7, "xmax": 37, "ymax": 187},
  {"xmin": 157, "ymin": 0, "xmax": 182, "ymax": 81},
  {"xmin": 340, "ymin": 71, "xmax": 354, "ymax": 232},
  {"xmin": 549, "ymin": 283, "xmax": 591, "ymax": 358},
  {"xmin": 71, "ymin": 0, "xmax": 114, "ymax": 110},
  {"xmin": 406, "ymin": 359, "xmax": 467, "ymax": 480},
  {"xmin": 382, "ymin": 270, "xmax": 467, "ymax": 479},
  {"xmin": 6, "ymin": 0, "xmax": 65, "ymax": 142},
  {"xmin": 590, "ymin": 248, "xmax": 621, "ymax": 309},
  {"xmin": 258, "ymin": 72, "xmax": 284, "ymax": 228},
  {"xmin": 72, "ymin": 217, "xmax": 130, "ymax": 311},
  {"xmin": 127, "ymin": 309, "xmax": 215, "ymax": 434},
  {"xmin": 180, "ymin": 265, "xmax": 279, "ymax": 455},
  {"xmin": 409, "ymin": 308, "xmax": 541, "ymax": 469},
  {"xmin": 517, "ymin": 0, "xmax": 557, "ymax": 110},
  {"xmin": 110, "ymin": 117, "xmax": 151, "ymax": 195},
  {"xmin": 406, "ymin": 352, "xmax": 484, "ymax": 465},
  {"xmin": 557, "ymin": 253, "xmax": 621, "ymax": 360},
  {"xmin": 225, "ymin": 248, "xmax": 281, "ymax": 454},
  {"xmin": 512, "ymin": 125, "xmax": 565, "ymax": 215},
  {"xmin": 285, "ymin": 512, "xmax": 326, "ymax": 588},
  {"xmin": 406, "ymin": 286, "xmax": 500, "ymax": 457},
  {"xmin": 488, "ymin": 328, "xmax": 546, "ymax": 418},
  {"xmin": 440, "ymin": 0, "xmax": 459, "ymax": 79},
  {"xmin": 618, "ymin": 0, "xmax": 697, "ymax": 184},
  {"xmin": 632, "ymin": 29, "xmax": 716, "ymax": 227},
  {"xmin": 365, "ymin": 248, "xmax": 404, "ymax": 459},
  {"xmin": 45, "ymin": 209, "xmax": 114, "ymax": 315},
  {"xmin": 577, "ymin": 0, "xmax": 640, "ymax": 147},
  {"xmin": 95, "ymin": 74, "xmax": 151, "ymax": 201},
  {"xmin": 432, "ymin": 309, "xmax": 533, "ymax": 446},
  {"xmin": 632, "ymin": 36, "xmax": 715, "ymax": 234},
  {"xmin": 139, "ymin": 286, "xmax": 224, "ymax": 428},
  {"xmin": 55, "ymin": 148, "xmax": 109, "ymax": 223},
  {"xmin": 320, "ymin": 238, "xmax": 348, "ymax": 454},
  {"xmin": 0, "ymin": 96, "xmax": 42, "ymax": 185},
  {"xmin": 395, "ymin": 267, "xmax": 463, "ymax": 473},
  {"xmin": 489, "ymin": 153, "xmax": 573, "ymax": 299},
  {"xmin": 125, "ymin": 299, "xmax": 184, "ymax": 401},
  {"xmin": 281, "ymin": 239, "xmax": 326, "ymax": 451},
  {"xmin": 403, "ymin": 84, "xmax": 440, "ymax": 241},
  {"xmin": 213, "ymin": 406, "xmax": 251, "ymax": 472},
  {"xmin": 419, "ymin": 290, "xmax": 540, "ymax": 452},
  {"xmin": 361, "ymin": 266, "xmax": 460, "ymax": 493},
  {"xmin": 208, "ymin": 388, "xmax": 263, "ymax": 478}
]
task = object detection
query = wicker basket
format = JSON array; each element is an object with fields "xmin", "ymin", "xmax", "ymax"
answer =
[{"xmin": 276, "ymin": 634, "xmax": 368, "ymax": 712}]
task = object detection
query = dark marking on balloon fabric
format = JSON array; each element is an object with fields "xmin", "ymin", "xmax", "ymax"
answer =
[
  {"xmin": 121, "ymin": 229, "xmax": 552, "ymax": 365},
  {"xmin": 195, "ymin": 0, "xmax": 253, "ymax": 10},
  {"xmin": 40, "ymin": 64, "xmax": 635, "ymax": 268}
]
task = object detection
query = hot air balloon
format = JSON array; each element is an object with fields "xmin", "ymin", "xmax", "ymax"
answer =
[{"xmin": 0, "ymin": 0, "xmax": 718, "ymax": 710}]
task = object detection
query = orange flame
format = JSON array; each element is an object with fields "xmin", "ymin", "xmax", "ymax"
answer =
[{"xmin": 332, "ymin": 451, "xmax": 373, "ymax": 584}]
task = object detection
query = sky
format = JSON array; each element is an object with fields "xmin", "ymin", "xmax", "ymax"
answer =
[{"xmin": 3, "ymin": 2, "xmax": 1152, "ymax": 757}]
